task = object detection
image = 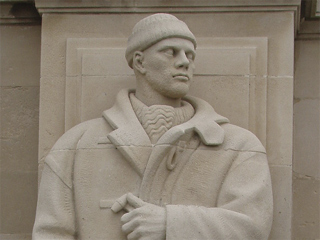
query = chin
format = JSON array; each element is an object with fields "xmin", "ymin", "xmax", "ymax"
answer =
[{"xmin": 163, "ymin": 86, "xmax": 189, "ymax": 99}]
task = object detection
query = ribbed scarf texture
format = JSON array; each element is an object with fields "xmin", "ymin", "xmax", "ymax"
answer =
[{"xmin": 130, "ymin": 93, "xmax": 195, "ymax": 144}]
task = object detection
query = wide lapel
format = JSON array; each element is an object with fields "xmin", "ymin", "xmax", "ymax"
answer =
[
  {"xmin": 139, "ymin": 95, "xmax": 229, "ymax": 201},
  {"xmin": 102, "ymin": 89, "xmax": 152, "ymax": 177}
]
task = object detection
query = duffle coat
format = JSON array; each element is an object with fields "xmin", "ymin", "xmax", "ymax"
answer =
[{"xmin": 33, "ymin": 89, "xmax": 273, "ymax": 240}]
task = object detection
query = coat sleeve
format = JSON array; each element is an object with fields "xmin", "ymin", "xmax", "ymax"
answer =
[
  {"xmin": 32, "ymin": 152, "xmax": 76, "ymax": 240},
  {"xmin": 32, "ymin": 120, "xmax": 93, "ymax": 239},
  {"xmin": 165, "ymin": 151, "xmax": 273, "ymax": 240}
]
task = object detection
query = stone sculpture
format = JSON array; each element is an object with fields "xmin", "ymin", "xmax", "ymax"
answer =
[{"xmin": 33, "ymin": 13, "xmax": 273, "ymax": 239}]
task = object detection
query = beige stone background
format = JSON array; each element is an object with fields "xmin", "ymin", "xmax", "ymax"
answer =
[{"xmin": 0, "ymin": 1, "xmax": 319, "ymax": 239}]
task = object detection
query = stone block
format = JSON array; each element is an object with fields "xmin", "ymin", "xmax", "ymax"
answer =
[
  {"xmin": 1, "ymin": 137, "xmax": 38, "ymax": 173},
  {"xmin": 0, "ymin": 171, "xmax": 38, "ymax": 234},
  {"xmin": 299, "ymin": 20, "xmax": 320, "ymax": 34},
  {"xmin": 269, "ymin": 165, "xmax": 292, "ymax": 240},
  {"xmin": 0, "ymin": 234, "xmax": 31, "ymax": 240},
  {"xmin": 0, "ymin": 25, "xmax": 41, "ymax": 87},
  {"xmin": 293, "ymin": 99, "xmax": 320, "ymax": 178},
  {"xmin": 0, "ymin": 87, "xmax": 39, "ymax": 139},
  {"xmin": 267, "ymin": 77, "xmax": 293, "ymax": 165},
  {"xmin": 0, "ymin": 86, "xmax": 39, "ymax": 235},
  {"xmin": 0, "ymin": 87, "xmax": 39, "ymax": 172},
  {"xmin": 294, "ymin": 40, "xmax": 320, "ymax": 99},
  {"xmin": 293, "ymin": 173, "xmax": 320, "ymax": 240}
]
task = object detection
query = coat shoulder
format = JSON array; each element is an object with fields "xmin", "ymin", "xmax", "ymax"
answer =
[
  {"xmin": 51, "ymin": 118, "xmax": 105, "ymax": 151},
  {"xmin": 220, "ymin": 123, "xmax": 266, "ymax": 153},
  {"xmin": 44, "ymin": 118, "xmax": 111, "ymax": 188}
]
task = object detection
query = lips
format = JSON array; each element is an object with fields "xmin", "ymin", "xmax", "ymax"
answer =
[{"xmin": 172, "ymin": 73, "xmax": 189, "ymax": 81}]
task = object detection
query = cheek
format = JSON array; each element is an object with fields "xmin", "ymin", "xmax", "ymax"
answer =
[
  {"xmin": 147, "ymin": 60, "xmax": 166, "ymax": 73},
  {"xmin": 189, "ymin": 63, "xmax": 195, "ymax": 72}
]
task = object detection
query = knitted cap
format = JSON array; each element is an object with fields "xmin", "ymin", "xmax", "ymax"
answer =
[{"xmin": 125, "ymin": 13, "xmax": 197, "ymax": 68}]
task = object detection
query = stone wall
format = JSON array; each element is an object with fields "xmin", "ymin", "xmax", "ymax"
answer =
[
  {"xmin": 0, "ymin": 2, "xmax": 41, "ymax": 239},
  {"xmin": 293, "ymin": 19, "xmax": 320, "ymax": 240}
]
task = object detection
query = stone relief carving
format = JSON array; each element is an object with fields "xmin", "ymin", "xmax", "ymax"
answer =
[{"xmin": 33, "ymin": 13, "xmax": 273, "ymax": 239}]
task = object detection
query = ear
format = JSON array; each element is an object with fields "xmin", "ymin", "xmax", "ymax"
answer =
[{"xmin": 133, "ymin": 51, "xmax": 146, "ymax": 74}]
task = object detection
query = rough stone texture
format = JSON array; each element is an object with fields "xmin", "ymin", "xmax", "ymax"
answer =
[
  {"xmin": 294, "ymin": 99, "xmax": 320, "ymax": 178},
  {"xmin": 0, "ymin": 24, "xmax": 41, "ymax": 239},
  {"xmin": 1, "ymin": 87, "xmax": 39, "ymax": 172},
  {"xmin": 293, "ymin": 20, "xmax": 320, "ymax": 240},
  {"xmin": 293, "ymin": 173, "xmax": 320, "ymax": 240},
  {"xmin": 267, "ymin": 77, "xmax": 294, "ymax": 166},
  {"xmin": 269, "ymin": 165, "xmax": 292, "ymax": 240},
  {"xmin": 1, "ymin": 27, "xmax": 41, "ymax": 87}
]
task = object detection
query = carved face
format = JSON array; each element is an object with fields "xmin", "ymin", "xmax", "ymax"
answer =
[{"xmin": 141, "ymin": 38, "xmax": 196, "ymax": 99}]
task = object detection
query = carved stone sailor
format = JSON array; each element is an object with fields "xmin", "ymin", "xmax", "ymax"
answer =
[{"xmin": 33, "ymin": 13, "xmax": 273, "ymax": 240}]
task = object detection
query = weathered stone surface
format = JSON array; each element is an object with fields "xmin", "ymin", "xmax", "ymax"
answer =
[
  {"xmin": 0, "ymin": 87, "xmax": 39, "ymax": 172},
  {"xmin": 0, "ymin": 170, "xmax": 38, "ymax": 234},
  {"xmin": 267, "ymin": 77, "xmax": 294, "ymax": 166},
  {"xmin": 0, "ymin": 87, "xmax": 39, "ymax": 234},
  {"xmin": 293, "ymin": 26, "xmax": 320, "ymax": 240},
  {"xmin": 38, "ymin": 76, "xmax": 66, "ymax": 162},
  {"xmin": 0, "ymin": 23, "xmax": 41, "ymax": 237},
  {"xmin": 293, "ymin": 172, "xmax": 320, "ymax": 240},
  {"xmin": 269, "ymin": 165, "xmax": 293, "ymax": 240},
  {"xmin": 294, "ymin": 40, "xmax": 320, "ymax": 99},
  {"xmin": 0, "ymin": 26, "xmax": 41, "ymax": 87},
  {"xmin": 294, "ymin": 99, "xmax": 320, "ymax": 178}
]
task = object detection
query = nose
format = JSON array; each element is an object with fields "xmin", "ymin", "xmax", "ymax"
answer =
[{"xmin": 174, "ymin": 51, "xmax": 190, "ymax": 69}]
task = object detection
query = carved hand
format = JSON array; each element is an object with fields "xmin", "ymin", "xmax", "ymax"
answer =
[{"xmin": 112, "ymin": 193, "xmax": 166, "ymax": 240}]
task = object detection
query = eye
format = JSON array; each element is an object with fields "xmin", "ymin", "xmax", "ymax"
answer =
[
  {"xmin": 186, "ymin": 52, "xmax": 195, "ymax": 61},
  {"xmin": 162, "ymin": 48, "xmax": 175, "ymax": 56}
]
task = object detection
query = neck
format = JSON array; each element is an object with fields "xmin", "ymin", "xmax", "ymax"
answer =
[
  {"xmin": 135, "ymin": 79, "xmax": 182, "ymax": 108},
  {"xmin": 135, "ymin": 90, "xmax": 181, "ymax": 108}
]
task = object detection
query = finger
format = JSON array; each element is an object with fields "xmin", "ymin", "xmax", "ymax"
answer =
[
  {"xmin": 121, "ymin": 218, "xmax": 139, "ymax": 234},
  {"xmin": 111, "ymin": 193, "xmax": 128, "ymax": 213},
  {"xmin": 127, "ymin": 228, "xmax": 142, "ymax": 240},
  {"xmin": 124, "ymin": 204, "xmax": 135, "ymax": 213},
  {"xmin": 121, "ymin": 211, "xmax": 135, "ymax": 224},
  {"xmin": 126, "ymin": 193, "xmax": 146, "ymax": 209}
]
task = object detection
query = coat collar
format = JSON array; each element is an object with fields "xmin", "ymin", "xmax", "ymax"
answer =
[
  {"xmin": 103, "ymin": 89, "xmax": 150, "ymax": 148},
  {"xmin": 102, "ymin": 89, "xmax": 229, "ymax": 176}
]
